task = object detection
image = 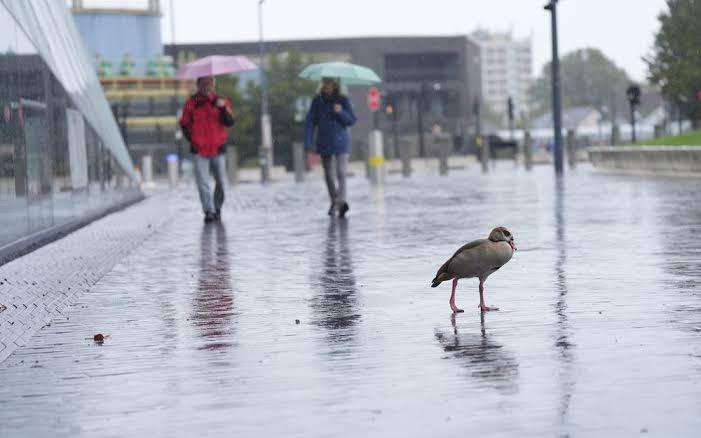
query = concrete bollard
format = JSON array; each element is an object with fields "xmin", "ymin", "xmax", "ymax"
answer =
[
  {"xmin": 479, "ymin": 136, "xmax": 489, "ymax": 173},
  {"xmin": 368, "ymin": 129, "xmax": 385, "ymax": 185},
  {"xmin": 566, "ymin": 129, "xmax": 577, "ymax": 169},
  {"xmin": 436, "ymin": 134, "xmax": 450, "ymax": 176},
  {"xmin": 166, "ymin": 154, "xmax": 178, "ymax": 189},
  {"xmin": 141, "ymin": 155, "xmax": 153, "ymax": 185},
  {"xmin": 524, "ymin": 131, "xmax": 533, "ymax": 171},
  {"xmin": 293, "ymin": 142, "xmax": 305, "ymax": 183},
  {"xmin": 400, "ymin": 138, "xmax": 412, "ymax": 178},
  {"xmin": 226, "ymin": 146, "xmax": 238, "ymax": 185}
]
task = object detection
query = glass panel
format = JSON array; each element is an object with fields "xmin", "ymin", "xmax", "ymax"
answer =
[
  {"xmin": 22, "ymin": 102, "xmax": 54, "ymax": 232},
  {"xmin": 0, "ymin": 2, "xmax": 140, "ymax": 252}
]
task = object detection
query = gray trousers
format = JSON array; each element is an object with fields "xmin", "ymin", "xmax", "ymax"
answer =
[
  {"xmin": 321, "ymin": 153, "xmax": 348, "ymax": 208},
  {"xmin": 194, "ymin": 154, "xmax": 226, "ymax": 214}
]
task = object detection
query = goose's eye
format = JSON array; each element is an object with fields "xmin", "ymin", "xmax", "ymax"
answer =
[{"xmin": 504, "ymin": 231, "xmax": 511, "ymax": 237}]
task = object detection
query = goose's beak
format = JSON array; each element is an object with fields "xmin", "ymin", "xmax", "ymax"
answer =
[{"xmin": 509, "ymin": 239, "xmax": 517, "ymax": 251}]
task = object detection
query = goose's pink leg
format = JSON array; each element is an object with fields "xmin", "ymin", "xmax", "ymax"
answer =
[
  {"xmin": 478, "ymin": 279, "xmax": 499, "ymax": 312},
  {"xmin": 449, "ymin": 278, "xmax": 464, "ymax": 313}
]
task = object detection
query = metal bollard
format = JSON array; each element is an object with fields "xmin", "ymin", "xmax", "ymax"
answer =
[
  {"xmin": 611, "ymin": 125, "xmax": 621, "ymax": 146},
  {"xmin": 436, "ymin": 134, "xmax": 449, "ymax": 176},
  {"xmin": 368, "ymin": 129, "xmax": 385, "ymax": 185},
  {"xmin": 479, "ymin": 136, "xmax": 489, "ymax": 173},
  {"xmin": 400, "ymin": 138, "xmax": 412, "ymax": 178},
  {"xmin": 293, "ymin": 142, "xmax": 305, "ymax": 183},
  {"xmin": 566, "ymin": 129, "xmax": 577, "ymax": 169},
  {"xmin": 141, "ymin": 155, "xmax": 153, "ymax": 185},
  {"xmin": 166, "ymin": 154, "xmax": 178, "ymax": 189},
  {"xmin": 226, "ymin": 146, "xmax": 238, "ymax": 185},
  {"xmin": 524, "ymin": 131, "xmax": 533, "ymax": 171}
]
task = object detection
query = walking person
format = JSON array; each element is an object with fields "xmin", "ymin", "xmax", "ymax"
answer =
[
  {"xmin": 305, "ymin": 77, "xmax": 357, "ymax": 218},
  {"xmin": 179, "ymin": 76, "xmax": 235, "ymax": 222}
]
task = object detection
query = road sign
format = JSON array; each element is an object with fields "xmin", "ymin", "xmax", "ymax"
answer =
[{"xmin": 367, "ymin": 87, "xmax": 380, "ymax": 112}]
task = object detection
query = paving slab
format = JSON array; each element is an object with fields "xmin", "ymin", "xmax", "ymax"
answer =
[{"xmin": 0, "ymin": 164, "xmax": 699, "ymax": 437}]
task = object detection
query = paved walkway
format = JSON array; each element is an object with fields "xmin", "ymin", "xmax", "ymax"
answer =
[{"xmin": 0, "ymin": 164, "xmax": 700, "ymax": 437}]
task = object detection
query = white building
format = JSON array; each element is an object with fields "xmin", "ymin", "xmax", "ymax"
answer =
[{"xmin": 470, "ymin": 30, "xmax": 532, "ymax": 125}]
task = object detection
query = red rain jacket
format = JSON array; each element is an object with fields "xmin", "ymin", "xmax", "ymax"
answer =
[{"xmin": 179, "ymin": 92, "xmax": 233, "ymax": 157}]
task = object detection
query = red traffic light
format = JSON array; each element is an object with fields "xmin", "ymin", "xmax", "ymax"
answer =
[{"xmin": 367, "ymin": 87, "xmax": 380, "ymax": 112}]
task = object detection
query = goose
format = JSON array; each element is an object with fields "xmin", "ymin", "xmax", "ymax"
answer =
[{"xmin": 431, "ymin": 227, "xmax": 516, "ymax": 313}]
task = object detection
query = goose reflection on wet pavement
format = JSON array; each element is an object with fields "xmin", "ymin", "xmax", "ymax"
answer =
[
  {"xmin": 310, "ymin": 219, "xmax": 360, "ymax": 352},
  {"xmin": 192, "ymin": 222, "xmax": 235, "ymax": 351},
  {"xmin": 435, "ymin": 313, "xmax": 519, "ymax": 394}
]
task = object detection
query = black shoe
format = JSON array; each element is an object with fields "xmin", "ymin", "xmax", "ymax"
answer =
[
  {"xmin": 204, "ymin": 212, "xmax": 215, "ymax": 223},
  {"xmin": 327, "ymin": 203, "xmax": 335, "ymax": 216},
  {"xmin": 214, "ymin": 210, "xmax": 221, "ymax": 221},
  {"xmin": 338, "ymin": 202, "xmax": 349, "ymax": 218}
]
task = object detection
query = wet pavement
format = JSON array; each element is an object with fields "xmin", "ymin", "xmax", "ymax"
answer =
[{"xmin": 0, "ymin": 163, "xmax": 699, "ymax": 437}]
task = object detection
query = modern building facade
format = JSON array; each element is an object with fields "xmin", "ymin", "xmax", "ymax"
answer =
[
  {"xmin": 0, "ymin": 1, "xmax": 139, "ymax": 262},
  {"xmin": 67, "ymin": 0, "xmax": 185, "ymax": 173},
  {"xmin": 69, "ymin": 0, "xmax": 164, "ymax": 76},
  {"xmin": 168, "ymin": 36, "xmax": 483, "ymax": 161},
  {"xmin": 470, "ymin": 30, "xmax": 532, "ymax": 125}
]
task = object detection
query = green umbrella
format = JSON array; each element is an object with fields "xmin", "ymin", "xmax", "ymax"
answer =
[{"xmin": 299, "ymin": 62, "xmax": 382, "ymax": 86}]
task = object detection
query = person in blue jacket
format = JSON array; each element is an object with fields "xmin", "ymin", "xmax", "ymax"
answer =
[{"xmin": 305, "ymin": 77, "xmax": 357, "ymax": 217}]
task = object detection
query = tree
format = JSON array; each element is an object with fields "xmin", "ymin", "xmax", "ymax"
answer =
[
  {"xmin": 243, "ymin": 50, "xmax": 318, "ymax": 169},
  {"xmin": 646, "ymin": 0, "xmax": 701, "ymax": 125},
  {"xmin": 531, "ymin": 48, "xmax": 631, "ymax": 120},
  {"xmin": 214, "ymin": 50, "xmax": 318, "ymax": 168},
  {"xmin": 215, "ymin": 75, "xmax": 256, "ymax": 164}
]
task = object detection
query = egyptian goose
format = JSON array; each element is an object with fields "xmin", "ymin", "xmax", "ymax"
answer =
[{"xmin": 431, "ymin": 227, "xmax": 516, "ymax": 313}]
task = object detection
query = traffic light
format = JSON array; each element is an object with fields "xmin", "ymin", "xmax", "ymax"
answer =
[{"xmin": 627, "ymin": 85, "xmax": 641, "ymax": 107}]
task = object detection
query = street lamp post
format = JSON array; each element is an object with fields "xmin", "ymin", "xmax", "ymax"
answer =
[
  {"xmin": 258, "ymin": 0, "xmax": 273, "ymax": 183},
  {"xmin": 545, "ymin": 0, "xmax": 564, "ymax": 174}
]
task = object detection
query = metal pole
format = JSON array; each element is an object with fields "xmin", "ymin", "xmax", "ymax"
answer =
[
  {"xmin": 417, "ymin": 85, "xmax": 425, "ymax": 158},
  {"xmin": 169, "ymin": 0, "xmax": 176, "ymax": 46},
  {"xmin": 258, "ymin": 0, "xmax": 268, "ymax": 119},
  {"xmin": 546, "ymin": 0, "xmax": 564, "ymax": 174},
  {"xmin": 508, "ymin": 96, "xmax": 515, "ymax": 140},
  {"xmin": 169, "ymin": 0, "xmax": 179, "ymax": 164},
  {"xmin": 630, "ymin": 103, "xmax": 637, "ymax": 143},
  {"xmin": 258, "ymin": 0, "xmax": 272, "ymax": 183}
]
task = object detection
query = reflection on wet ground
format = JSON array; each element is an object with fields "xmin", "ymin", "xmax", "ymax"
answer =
[
  {"xmin": 310, "ymin": 219, "xmax": 360, "ymax": 350},
  {"xmin": 435, "ymin": 313, "xmax": 518, "ymax": 394},
  {"xmin": 192, "ymin": 222, "xmax": 235, "ymax": 351},
  {"xmin": 0, "ymin": 163, "xmax": 700, "ymax": 437}
]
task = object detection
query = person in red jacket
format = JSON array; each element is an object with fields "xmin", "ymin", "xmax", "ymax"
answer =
[{"xmin": 180, "ymin": 76, "xmax": 234, "ymax": 222}]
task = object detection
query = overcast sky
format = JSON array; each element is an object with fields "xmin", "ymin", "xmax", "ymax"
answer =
[{"xmin": 161, "ymin": 0, "xmax": 667, "ymax": 82}]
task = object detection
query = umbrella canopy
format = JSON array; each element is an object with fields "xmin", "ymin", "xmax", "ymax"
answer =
[
  {"xmin": 299, "ymin": 62, "xmax": 382, "ymax": 86},
  {"xmin": 175, "ymin": 55, "xmax": 258, "ymax": 80}
]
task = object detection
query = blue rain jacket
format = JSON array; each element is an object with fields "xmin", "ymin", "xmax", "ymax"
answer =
[{"xmin": 304, "ymin": 93, "xmax": 357, "ymax": 155}]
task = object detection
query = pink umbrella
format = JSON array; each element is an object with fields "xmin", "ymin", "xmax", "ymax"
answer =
[{"xmin": 175, "ymin": 55, "xmax": 258, "ymax": 80}]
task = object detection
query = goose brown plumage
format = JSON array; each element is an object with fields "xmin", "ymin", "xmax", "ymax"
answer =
[{"xmin": 431, "ymin": 227, "xmax": 516, "ymax": 313}]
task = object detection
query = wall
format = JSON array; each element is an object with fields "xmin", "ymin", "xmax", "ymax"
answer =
[{"xmin": 588, "ymin": 146, "xmax": 701, "ymax": 176}]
